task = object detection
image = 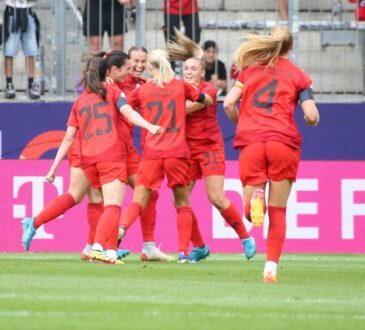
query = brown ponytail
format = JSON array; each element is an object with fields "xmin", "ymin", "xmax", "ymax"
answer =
[
  {"xmin": 235, "ymin": 25, "xmax": 293, "ymax": 70},
  {"xmin": 79, "ymin": 51, "xmax": 107, "ymax": 100}
]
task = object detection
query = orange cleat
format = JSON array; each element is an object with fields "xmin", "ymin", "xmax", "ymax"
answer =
[{"xmin": 263, "ymin": 271, "xmax": 277, "ymax": 283}]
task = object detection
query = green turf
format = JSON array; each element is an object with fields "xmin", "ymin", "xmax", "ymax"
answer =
[{"xmin": 0, "ymin": 253, "xmax": 364, "ymax": 330}]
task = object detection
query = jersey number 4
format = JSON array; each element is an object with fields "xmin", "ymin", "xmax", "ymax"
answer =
[
  {"xmin": 146, "ymin": 100, "xmax": 179, "ymax": 133},
  {"xmin": 78, "ymin": 102, "xmax": 112, "ymax": 140},
  {"xmin": 253, "ymin": 79, "xmax": 278, "ymax": 114}
]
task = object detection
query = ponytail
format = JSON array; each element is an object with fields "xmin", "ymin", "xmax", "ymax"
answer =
[
  {"xmin": 80, "ymin": 51, "xmax": 107, "ymax": 100},
  {"xmin": 148, "ymin": 49, "xmax": 175, "ymax": 87},
  {"xmin": 235, "ymin": 25, "xmax": 293, "ymax": 70}
]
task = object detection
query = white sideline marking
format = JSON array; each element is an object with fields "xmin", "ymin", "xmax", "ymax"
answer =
[
  {"xmin": 1, "ymin": 293, "xmax": 364, "ymax": 307},
  {"xmin": 0, "ymin": 309, "xmax": 363, "ymax": 321}
]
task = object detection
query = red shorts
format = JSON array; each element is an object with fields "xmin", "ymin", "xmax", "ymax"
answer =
[
  {"xmin": 189, "ymin": 147, "xmax": 226, "ymax": 181},
  {"xmin": 239, "ymin": 141, "xmax": 300, "ymax": 186},
  {"xmin": 136, "ymin": 158, "xmax": 190, "ymax": 189},
  {"xmin": 68, "ymin": 152, "xmax": 82, "ymax": 168},
  {"xmin": 84, "ymin": 161, "xmax": 127, "ymax": 189},
  {"xmin": 125, "ymin": 140, "xmax": 140, "ymax": 177}
]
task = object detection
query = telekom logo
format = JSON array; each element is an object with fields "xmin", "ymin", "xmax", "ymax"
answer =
[{"xmin": 13, "ymin": 176, "xmax": 64, "ymax": 240}]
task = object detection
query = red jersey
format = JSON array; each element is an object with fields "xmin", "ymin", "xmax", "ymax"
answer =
[
  {"xmin": 186, "ymin": 81, "xmax": 223, "ymax": 154},
  {"xmin": 129, "ymin": 78, "xmax": 201, "ymax": 160},
  {"xmin": 234, "ymin": 57, "xmax": 312, "ymax": 150},
  {"xmin": 116, "ymin": 74, "xmax": 145, "ymax": 141},
  {"xmin": 67, "ymin": 84, "xmax": 127, "ymax": 168},
  {"xmin": 164, "ymin": 0, "xmax": 199, "ymax": 15}
]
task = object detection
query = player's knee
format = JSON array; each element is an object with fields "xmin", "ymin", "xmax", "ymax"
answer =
[{"xmin": 207, "ymin": 191, "xmax": 226, "ymax": 209}]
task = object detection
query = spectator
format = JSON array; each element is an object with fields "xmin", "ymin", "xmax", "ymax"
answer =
[
  {"xmin": 202, "ymin": 40, "xmax": 227, "ymax": 96},
  {"xmin": 163, "ymin": 0, "xmax": 200, "ymax": 44},
  {"xmin": 278, "ymin": 0, "xmax": 288, "ymax": 20},
  {"xmin": 353, "ymin": 0, "xmax": 365, "ymax": 95},
  {"xmin": 82, "ymin": 0, "xmax": 130, "ymax": 54},
  {"xmin": 3, "ymin": 0, "xmax": 40, "ymax": 100}
]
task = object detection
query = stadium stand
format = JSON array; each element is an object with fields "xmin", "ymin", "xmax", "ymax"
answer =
[{"xmin": 0, "ymin": 0, "xmax": 363, "ymax": 100}]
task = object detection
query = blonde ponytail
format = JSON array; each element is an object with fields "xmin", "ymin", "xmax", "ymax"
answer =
[
  {"xmin": 148, "ymin": 49, "xmax": 175, "ymax": 87},
  {"xmin": 235, "ymin": 25, "xmax": 293, "ymax": 70},
  {"xmin": 167, "ymin": 27, "xmax": 203, "ymax": 62}
]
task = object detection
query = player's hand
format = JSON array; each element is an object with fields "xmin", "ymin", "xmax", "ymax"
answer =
[
  {"xmin": 148, "ymin": 125, "xmax": 163, "ymax": 136},
  {"xmin": 118, "ymin": 0, "xmax": 129, "ymax": 4},
  {"xmin": 105, "ymin": 76, "xmax": 114, "ymax": 85},
  {"xmin": 45, "ymin": 169, "xmax": 56, "ymax": 183}
]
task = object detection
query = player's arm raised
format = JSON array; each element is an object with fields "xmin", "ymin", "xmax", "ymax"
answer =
[{"xmin": 45, "ymin": 126, "xmax": 77, "ymax": 183}]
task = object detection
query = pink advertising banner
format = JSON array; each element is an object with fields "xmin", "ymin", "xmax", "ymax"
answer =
[{"xmin": 0, "ymin": 160, "xmax": 364, "ymax": 253}]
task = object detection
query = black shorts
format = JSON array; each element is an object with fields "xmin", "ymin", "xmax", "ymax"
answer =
[{"xmin": 82, "ymin": 0, "xmax": 127, "ymax": 37}]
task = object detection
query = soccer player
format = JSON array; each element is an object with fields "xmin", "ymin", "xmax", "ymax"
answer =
[
  {"xmin": 118, "ymin": 49, "xmax": 213, "ymax": 263},
  {"xmin": 116, "ymin": 46, "xmax": 173, "ymax": 262},
  {"xmin": 167, "ymin": 29, "xmax": 256, "ymax": 262},
  {"xmin": 21, "ymin": 51, "xmax": 162, "ymax": 264},
  {"xmin": 224, "ymin": 26, "xmax": 319, "ymax": 283}
]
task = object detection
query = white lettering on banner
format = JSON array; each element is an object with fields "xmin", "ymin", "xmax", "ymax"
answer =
[
  {"xmin": 13, "ymin": 176, "xmax": 63, "ymax": 240},
  {"xmin": 212, "ymin": 178, "xmax": 253, "ymax": 239},
  {"xmin": 286, "ymin": 179, "xmax": 319, "ymax": 239},
  {"xmin": 341, "ymin": 179, "xmax": 365, "ymax": 239}
]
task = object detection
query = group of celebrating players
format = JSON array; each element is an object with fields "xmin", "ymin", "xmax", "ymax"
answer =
[{"xmin": 21, "ymin": 25, "xmax": 319, "ymax": 283}]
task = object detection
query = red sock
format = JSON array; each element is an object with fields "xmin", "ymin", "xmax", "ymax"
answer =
[
  {"xmin": 191, "ymin": 210, "xmax": 204, "ymax": 248},
  {"xmin": 140, "ymin": 190, "xmax": 158, "ymax": 242},
  {"xmin": 120, "ymin": 202, "xmax": 142, "ymax": 230},
  {"xmin": 267, "ymin": 206, "xmax": 287, "ymax": 263},
  {"xmin": 104, "ymin": 221, "xmax": 119, "ymax": 250},
  {"xmin": 220, "ymin": 202, "xmax": 249, "ymax": 239},
  {"xmin": 176, "ymin": 206, "xmax": 193, "ymax": 255},
  {"xmin": 94, "ymin": 205, "xmax": 121, "ymax": 248},
  {"xmin": 34, "ymin": 193, "xmax": 76, "ymax": 229},
  {"xmin": 86, "ymin": 203, "xmax": 104, "ymax": 245}
]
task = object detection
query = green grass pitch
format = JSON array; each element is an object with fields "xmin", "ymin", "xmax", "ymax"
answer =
[{"xmin": 0, "ymin": 253, "xmax": 364, "ymax": 330}]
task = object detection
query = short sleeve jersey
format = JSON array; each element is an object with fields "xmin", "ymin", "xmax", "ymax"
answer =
[
  {"xmin": 163, "ymin": 0, "xmax": 199, "ymax": 15},
  {"xmin": 234, "ymin": 57, "xmax": 312, "ymax": 150},
  {"xmin": 128, "ymin": 78, "xmax": 200, "ymax": 160},
  {"xmin": 67, "ymin": 84, "xmax": 127, "ymax": 168},
  {"xmin": 186, "ymin": 80, "xmax": 224, "ymax": 154},
  {"xmin": 116, "ymin": 74, "xmax": 145, "ymax": 141}
]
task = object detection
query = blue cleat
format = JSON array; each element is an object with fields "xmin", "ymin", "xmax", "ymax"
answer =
[
  {"xmin": 21, "ymin": 217, "xmax": 36, "ymax": 251},
  {"xmin": 116, "ymin": 249, "xmax": 130, "ymax": 260},
  {"xmin": 189, "ymin": 245, "xmax": 211, "ymax": 262},
  {"xmin": 242, "ymin": 236, "xmax": 256, "ymax": 260},
  {"xmin": 177, "ymin": 253, "xmax": 193, "ymax": 264}
]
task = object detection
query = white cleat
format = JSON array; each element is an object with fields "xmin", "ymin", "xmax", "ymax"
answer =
[{"xmin": 140, "ymin": 247, "xmax": 175, "ymax": 262}]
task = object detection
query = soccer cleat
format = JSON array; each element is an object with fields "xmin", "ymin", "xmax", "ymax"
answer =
[
  {"xmin": 21, "ymin": 217, "xmax": 37, "ymax": 251},
  {"xmin": 242, "ymin": 236, "xmax": 256, "ymax": 260},
  {"xmin": 263, "ymin": 271, "xmax": 277, "ymax": 283},
  {"xmin": 80, "ymin": 252, "xmax": 90, "ymax": 261},
  {"xmin": 117, "ymin": 226, "xmax": 126, "ymax": 248},
  {"xmin": 89, "ymin": 250, "xmax": 124, "ymax": 265},
  {"xmin": 116, "ymin": 249, "xmax": 130, "ymax": 259},
  {"xmin": 27, "ymin": 83, "xmax": 40, "ymax": 100},
  {"xmin": 177, "ymin": 253, "xmax": 194, "ymax": 264},
  {"xmin": 250, "ymin": 188, "xmax": 265, "ymax": 227},
  {"xmin": 189, "ymin": 245, "xmax": 211, "ymax": 262},
  {"xmin": 140, "ymin": 248, "xmax": 175, "ymax": 262},
  {"xmin": 4, "ymin": 83, "xmax": 16, "ymax": 99}
]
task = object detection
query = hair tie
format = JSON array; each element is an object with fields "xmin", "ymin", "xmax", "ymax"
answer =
[{"xmin": 104, "ymin": 51, "xmax": 110, "ymax": 58}]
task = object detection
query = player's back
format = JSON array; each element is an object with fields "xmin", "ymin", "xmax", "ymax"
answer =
[
  {"xmin": 71, "ymin": 84, "xmax": 126, "ymax": 167},
  {"xmin": 135, "ymin": 78, "xmax": 196, "ymax": 159},
  {"xmin": 235, "ymin": 57, "xmax": 312, "ymax": 149}
]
